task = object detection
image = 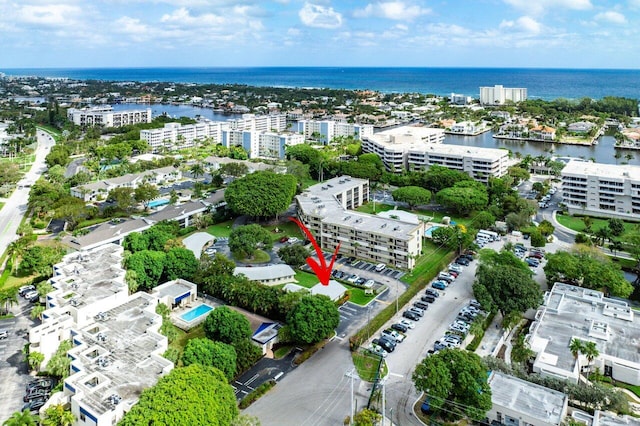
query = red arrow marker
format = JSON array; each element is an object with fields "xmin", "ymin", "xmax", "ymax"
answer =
[{"xmin": 289, "ymin": 217, "xmax": 341, "ymax": 286}]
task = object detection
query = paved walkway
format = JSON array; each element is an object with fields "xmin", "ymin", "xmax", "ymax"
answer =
[{"xmin": 475, "ymin": 312, "xmax": 505, "ymax": 358}]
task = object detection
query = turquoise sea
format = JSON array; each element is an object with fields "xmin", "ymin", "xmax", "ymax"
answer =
[{"xmin": 3, "ymin": 67, "xmax": 640, "ymax": 100}]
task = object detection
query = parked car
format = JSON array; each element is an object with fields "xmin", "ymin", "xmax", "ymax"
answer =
[
  {"xmin": 433, "ymin": 341, "xmax": 448, "ymax": 351},
  {"xmin": 414, "ymin": 301, "xmax": 430, "ymax": 310},
  {"xmin": 364, "ymin": 279, "xmax": 375, "ymax": 288},
  {"xmin": 449, "ymin": 324, "xmax": 468, "ymax": 334},
  {"xmin": 447, "ymin": 271, "xmax": 459, "ymax": 278},
  {"xmin": 26, "ymin": 378, "xmax": 54, "ymax": 392},
  {"xmin": 438, "ymin": 273, "xmax": 454, "ymax": 283},
  {"xmin": 347, "ymin": 275, "xmax": 359, "ymax": 283},
  {"xmin": 368, "ymin": 344, "xmax": 388, "ymax": 358},
  {"xmin": 24, "ymin": 390, "xmax": 50, "ymax": 402},
  {"xmin": 421, "ymin": 295, "xmax": 435, "ymax": 303},
  {"xmin": 448, "ymin": 264, "xmax": 463, "ymax": 273},
  {"xmin": 403, "ymin": 311, "xmax": 420, "ymax": 321},
  {"xmin": 530, "ymin": 252, "xmax": 544, "ymax": 259},
  {"xmin": 452, "ymin": 320, "xmax": 471, "ymax": 330},
  {"xmin": 279, "ymin": 236, "xmax": 289, "ymax": 243},
  {"xmin": 22, "ymin": 397, "xmax": 47, "ymax": 412},
  {"xmin": 0, "ymin": 330, "xmax": 8, "ymax": 340},
  {"xmin": 287, "ymin": 237, "xmax": 300, "ymax": 244},
  {"xmin": 391, "ymin": 323, "xmax": 408, "ymax": 333},
  {"xmin": 432, "ymin": 281, "xmax": 446, "ymax": 290},
  {"xmin": 421, "ymin": 397, "xmax": 433, "ymax": 415},
  {"xmin": 19, "ymin": 285, "xmax": 36, "ymax": 296},
  {"xmin": 355, "ymin": 278, "xmax": 366, "ymax": 285},
  {"xmin": 526, "ymin": 258, "xmax": 540, "ymax": 267},
  {"xmin": 23, "ymin": 290, "xmax": 38, "ymax": 300},
  {"xmin": 469, "ymin": 299, "xmax": 482, "ymax": 309},
  {"xmin": 27, "ymin": 293, "xmax": 40, "ymax": 303},
  {"xmin": 400, "ymin": 319, "xmax": 416, "ymax": 329},
  {"xmin": 408, "ymin": 307, "xmax": 425, "ymax": 317},
  {"xmin": 376, "ymin": 337, "xmax": 396, "ymax": 352},
  {"xmin": 375, "ymin": 263, "xmax": 386, "ymax": 272},
  {"xmin": 455, "ymin": 257, "xmax": 470, "ymax": 266},
  {"xmin": 382, "ymin": 328, "xmax": 405, "ymax": 343},
  {"xmin": 425, "ymin": 289, "xmax": 440, "ymax": 298}
]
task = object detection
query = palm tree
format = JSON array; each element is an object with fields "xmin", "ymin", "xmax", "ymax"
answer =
[
  {"xmin": 3, "ymin": 409, "xmax": 38, "ymax": 426},
  {"xmin": 0, "ymin": 288, "xmax": 18, "ymax": 316},
  {"xmin": 625, "ymin": 153, "xmax": 634, "ymax": 162},
  {"xmin": 42, "ymin": 404, "xmax": 75, "ymax": 426},
  {"xmin": 582, "ymin": 341, "xmax": 599, "ymax": 375},
  {"xmin": 569, "ymin": 338, "xmax": 584, "ymax": 369},
  {"xmin": 609, "ymin": 240, "xmax": 623, "ymax": 256},
  {"xmin": 190, "ymin": 163, "xmax": 205, "ymax": 181},
  {"xmin": 614, "ymin": 151, "xmax": 622, "ymax": 164}
]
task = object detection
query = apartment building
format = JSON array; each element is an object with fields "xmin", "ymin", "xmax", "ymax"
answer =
[
  {"xmin": 221, "ymin": 129, "xmax": 304, "ymax": 159},
  {"xmin": 140, "ymin": 120, "xmax": 228, "ymax": 151},
  {"xmin": 479, "ymin": 85, "xmax": 527, "ymax": 105},
  {"xmin": 70, "ymin": 166, "xmax": 181, "ymax": 201},
  {"xmin": 528, "ymin": 283, "xmax": 640, "ymax": 386},
  {"xmin": 64, "ymin": 292, "xmax": 173, "ymax": 426},
  {"xmin": 67, "ymin": 106, "xmax": 152, "ymax": 128},
  {"xmin": 561, "ymin": 160, "xmax": 640, "ymax": 220},
  {"xmin": 228, "ymin": 113, "xmax": 287, "ymax": 132},
  {"xmin": 296, "ymin": 176, "xmax": 423, "ymax": 269},
  {"xmin": 362, "ymin": 126, "xmax": 510, "ymax": 182},
  {"xmin": 294, "ymin": 120, "xmax": 374, "ymax": 144}
]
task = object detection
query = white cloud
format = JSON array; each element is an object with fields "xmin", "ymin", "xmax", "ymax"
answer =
[
  {"xmin": 503, "ymin": 0, "xmax": 592, "ymax": 16},
  {"xmin": 500, "ymin": 16, "xmax": 542, "ymax": 34},
  {"xmin": 299, "ymin": 3, "xmax": 343, "ymax": 29},
  {"xmin": 354, "ymin": 1, "xmax": 430, "ymax": 21},
  {"xmin": 595, "ymin": 11, "xmax": 627, "ymax": 24},
  {"xmin": 17, "ymin": 4, "xmax": 82, "ymax": 27}
]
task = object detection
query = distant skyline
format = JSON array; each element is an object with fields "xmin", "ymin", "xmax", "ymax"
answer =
[{"xmin": 1, "ymin": 0, "xmax": 639, "ymax": 69}]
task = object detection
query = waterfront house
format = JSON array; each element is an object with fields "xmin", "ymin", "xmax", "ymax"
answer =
[{"xmin": 529, "ymin": 125, "xmax": 556, "ymax": 141}]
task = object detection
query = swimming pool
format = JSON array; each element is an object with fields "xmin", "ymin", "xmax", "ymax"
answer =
[
  {"xmin": 148, "ymin": 199, "xmax": 169, "ymax": 208},
  {"xmin": 180, "ymin": 304, "xmax": 214, "ymax": 322},
  {"xmin": 425, "ymin": 225, "xmax": 444, "ymax": 238}
]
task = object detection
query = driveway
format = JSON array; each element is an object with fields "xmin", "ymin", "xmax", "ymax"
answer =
[{"xmin": 0, "ymin": 298, "xmax": 39, "ymax": 422}]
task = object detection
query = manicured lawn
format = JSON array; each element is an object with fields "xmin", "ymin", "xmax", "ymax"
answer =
[
  {"xmin": 355, "ymin": 202, "xmax": 473, "ymax": 227},
  {"xmin": 233, "ymin": 249, "xmax": 271, "ymax": 264},
  {"xmin": 352, "ymin": 350, "xmax": 388, "ymax": 382},
  {"xmin": 402, "ymin": 241, "xmax": 454, "ymax": 285},
  {"xmin": 37, "ymin": 125, "xmax": 62, "ymax": 141},
  {"xmin": 273, "ymin": 345, "xmax": 293, "ymax": 359},
  {"xmin": 206, "ymin": 220, "xmax": 234, "ymax": 237},
  {"xmin": 556, "ymin": 213, "xmax": 639, "ymax": 237},
  {"xmin": 344, "ymin": 284, "xmax": 376, "ymax": 306},
  {"xmin": 300, "ymin": 177, "xmax": 319, "ymax": 189},
  {"xmin": 294, "ymin": 270, "xmax": 319, "ymax": 289},
  {"xmin": 264, "ymin": 221, "xmax": 304, "ymax": 242}
]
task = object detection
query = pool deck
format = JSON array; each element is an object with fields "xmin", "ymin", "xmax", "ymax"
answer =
[{"xmin": 171, "ymin": 301, "xmax": 216, "ymax": 331}]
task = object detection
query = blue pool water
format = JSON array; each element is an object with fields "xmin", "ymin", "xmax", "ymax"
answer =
[
  {"xmin": 180, "ymin": 304, "xmax": 213, "ymax": 322},
  {"xmin": 425, "ymin": 225, "xmax": 444, "ymax": 238},
  {"xmin": 148, "ymin": 199, "xmax": 169, "ymax": 208}
]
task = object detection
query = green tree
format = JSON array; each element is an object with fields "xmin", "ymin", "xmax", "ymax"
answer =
[
  {"xmin": 582, "ymin": 341, "xmax": 599, "ymax": 373},
  {"xmin": 391, "ymin": 186, "xmax": 432, "ymax": 209},
  {"xmin": 352, "ymin": 409, "xmax": 381, "ymax": 426},
  {"xmin": 287, "ymin": 295, "xmax": 340, "ymax": 344},
  {"xmin": 134, "ymin": 182, "xmax": 160, "ymax": 210},
  {"xmin": 530, "ymin": 229, "xmax": 546, "ymax": 247},
  {"xmin": 569, "ymin": 338, "xmax": 584, "ymax": 366},
  {"xmin": 607, "ymin": 218, "xmax": 625, "ymax": 237},
  {"xmin": 41, "ymin": 405, "xmax": 75, "ymax": 426},
  {"xmin": 473, "ymin": 251, "xmax": 542, "ymax": 318},
  {"xmin": 119, "ymin": 364, "xmax": 238, "ymax": 426},
  {"xmin": 219, "ymin": 162, "xmax": 249, "ymax": 177},
  {"xmin": 164, "ymin": 247, "xmax": 199, "ymax": 281},
  {"xmin": 277, "ymin": 244, "xmax": 311, "ymax": 267},
  {"xmin": 420, "ymin": 165, "xmax": 472, "ymax": 192},
  {"xmin": 412, "ymin": 349, "xmax": 492, "ymax": 420},
  {"xmin": 181, "ymin": 338, "xmax": 237, "ymax": 381},
  {"xmin": 224, "ymin": 171, "xmax": 297, "ymax": 218},
  {"xmin": 45, "ymin": 340, "xmax": 73, "ymax": 378},
  {"xmin": 2, "ymin": 410, "xmax": 39, "ymax": 426},
  {"xmin": 122, "ymin": 232, "xmax": 148, "ymax": 252},
  {"xmin": 108, "ymin": 187, "xmax": 135, "ymax": 212},
  {"xmin": 436, "ymin": 184, "xmax": 488, "ymax": 216},
  {"xmin": 229, "ymin": 224, "xmax": 272, "ymax": 258},
  {"xmin": 204, "ymin": 306, "xmax": 252, "ymax": 346},
  {"xmin": 538, "ymin": 220, "xmax": 555, "ymax": 237},
  {"xmin": 18, "ymin": 245, "xmax": 65, "ymax": 276},
  {"xmin": 233, "ymin": 338, "xmax": 264, "ymax": 374},
  {"xmin": 27, "ymin": 351, "xmax": 44, "ymax": 372},
  {"xmin": 189, "ymin": 162, "xmax": 205, "ymax": 180},
  {"xmin": 472, "ymin": 211, "xmax": 496, "ymax": 230},
  {"xmin": 124, "ymin": 250, "xmax": 166, "ymax": 290}
]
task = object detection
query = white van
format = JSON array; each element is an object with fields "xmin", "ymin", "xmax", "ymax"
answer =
[
  {"xmin": 375, "ymin": 263, "xmax": 386, "ymax": 272},
  {"xmin": 477, "ymin": 230, "xmax": 499, "ymax": 242}
]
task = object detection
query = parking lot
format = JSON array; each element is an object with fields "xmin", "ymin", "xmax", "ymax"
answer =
[{"xmin": 0, "ymin": 297, "xmax": 38, "ymax": 422}]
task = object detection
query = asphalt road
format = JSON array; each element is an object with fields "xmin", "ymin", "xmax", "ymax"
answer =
[
  {"xmin": 0, "ymin": 130, "xmax": 54, "ymax": 258},
  {"xmin": 0, "ymin": 297, "xmax": 38, "ymax": 422}
]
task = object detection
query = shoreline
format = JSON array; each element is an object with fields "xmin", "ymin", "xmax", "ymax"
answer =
[
  {"xmin": 492, "ymin": 134, "xmax": 595, "ymax": 146},
  {"xmin": 445, "ymin": 128, "xmax": 492, "ymax": 136}
]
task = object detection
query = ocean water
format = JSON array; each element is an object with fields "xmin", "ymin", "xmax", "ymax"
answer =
[{"xmin": 3, "ymin": 67, "xmax": 640, "ymax": 100}]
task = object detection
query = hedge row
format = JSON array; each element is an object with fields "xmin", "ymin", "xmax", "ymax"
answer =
[
  {"xmin": 238, "ymin": 380, "xmax": 276, "ymax": 409},
  {"xmin": 349, "ymin": 250, "xmax": 456, "ymax": 350}
]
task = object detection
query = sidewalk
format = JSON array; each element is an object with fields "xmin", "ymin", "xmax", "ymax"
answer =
[{"xmin": 475, "ymin": 312, "xmax": 505, "ymax": 358}]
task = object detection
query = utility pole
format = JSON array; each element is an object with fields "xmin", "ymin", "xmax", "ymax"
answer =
[
  {"xmin": 381, "ymin": 378, "xmax": 386, "ymax": 426},
  {"xmin": 345, "ymin": 369, "xmax": 358, "ymax": 425}
]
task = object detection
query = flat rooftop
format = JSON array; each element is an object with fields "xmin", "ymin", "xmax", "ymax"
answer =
[
  {"xmin": 489, "ymin": 372, "xmax": 566, "ymax": 425},
  {"xmin": 321, "ymin": 210, "xmax": 419, "ymax": 240},
  {"xmin": 151, "ymin": 279, "xmax": 196, "ymax": 300},
  {"xmin": 234, "ymin": 264, "xmax": 295, "ymax": 282},
  {"xmin": 305, "ymin": 175, "xmax": 368, "ymax": 197},
  {"xmin": 530, "ymin": 283, "xmax": 640, "ymax": 373},
  {"xmin": 562, "ymin": 160, "xmax": 640, "ymax": 181},
  {"xmin": 67, "ymin": 293, "xmax": 171, "ymax": 417},
  {"xmin": 410, "ymin": 143, "xmax": 510, "ymax": 160},
  {"xmin": 50, "ymin": 245, "xmax": 127, "ymax": 308},
  {"xmin": 368, "ymin": 126, "xmax": 445, "ymax": 146}
]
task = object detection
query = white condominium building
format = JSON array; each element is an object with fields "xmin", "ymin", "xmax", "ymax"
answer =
[
  {"xmin": 228, "ymin": 113, "xmax": 287, "ymax": 132},
  {"xmin": 221, "ymin": 129, "xmax": 304, "ymax": 159},
  {"xmin": 67, "ymin": 106, "xmax": 152, "ymax": 128},
  {"xmin": 528, "ymin": 283, "xmax": 640, "ymax": 386},
  {"xmin": 479, "ymin": 85, "xmax": 527, "ymax": 105},
  {"xmin": 561, "ymin": 160, "xmax": 640, "ymax": 220},
  {"xmin": 294, "ymin": 120, "xmax": 374, "ymax": 144},
  {"xmin": 140, "ymin": 121, "xmax": 228, "ymax": 152},
  {"xmin": 363, "ymin": 126, "xmax": 509, "ymax": 182},
  {"xmin": 296, "ymin": 176, "xmax": 423, "ymax": 269}
]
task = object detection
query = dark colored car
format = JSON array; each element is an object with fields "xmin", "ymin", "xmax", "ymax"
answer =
[
  {"xmin": 414, "ymin": 301, "xmax": 430, "ymax": 310},
  {"xmin": 421, "ymin": 295, "xmax": 436, "ymax": 303},
  {"xmin": 425, "ymin": 289, "xmax": 440, "ymax": 298},
  {"xmin": 378, "ymin": 335, "xmax": 397, "ymax": 349},
  {"xmin": 403, "ymin": 310, "xmax": 420, "ymax": 321},
  {"xmin": 24, "ymin": 390, "xmax": 50, "ymax": 402},
  {"xmin": 530, "ymin": 252, "xmax": 544, "ymax": 259},
  {"xmin": 391, "ymin": 323, "xmax": 408, "ymax": 333},
  {"xmin": 433, "ymin": 341, "xmax": 447, "ymax": 351},
  {"xmin": 26, "ymin": 379, "xmax": 54, "ymax": 392},
  {"xmin": 455, "ymin": 257, "xmax": 470, "ymax": 266},
  {"xmin": 23, "ymin": 396, "xmax": 47, "ymax": 412},
  {"xmin": 279, "ymin": 236, "xmax": 289, "ymax": 243},
  {"xmin": 373, "ymin": 338, "xmax": 395, "ymax": 353},
  {"xmin": 421, "ymin": 398, "xmax": 432, "ymax": 415}
]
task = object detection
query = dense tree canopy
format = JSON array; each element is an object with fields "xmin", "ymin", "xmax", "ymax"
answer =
[
  {"xmin": 544, "ymin": 248, "xmax": 633, "ymax": 298},
  {"xmin": 119, "ymin": 364, "xmax": 238, "ymax": 426},
  {"xmin": 473, "ymin": 250, "xmax": 543, "ymax": 317},
  {"xmin": 225, "ymin": 171, "xmax": 297, "ymax": 218},
  {"xmin": 436, "ymin": 181, "xmax": 488, "ymax": 216},
  {"xmin": 164, "ymin": 247, "xmax": 199, "ymax": 281},
  {"xmin": 420, "ymin": 165, "xmax": 472, "ymax": 193},
  {"xmin": 286, "ymin": 295, "xmax": 340, "ymax": 344},
  {"xmin": 392, "ymin": 186, "xmax": 432, "ymax": 209},
  {"xmin": 134, "ymin": 182, "xmax": 160, "ymax": 210},
  {"xmin": 204, "ymin": 306, "xmax": 252, "ymax": 346},
  {"xmin": 413, "ymin": 349, "xmax": 492, "ymax": 420},
  {"xmin": 278, "ymin": 244, "xmax": 311, "ymax": 267},
  {"xmin": 181, "ymin": 338, "xmax": 237, "ymax": 381},
  {"xmin": 228, "ymin": 224, "xmax": 272, "ymax": 258},
  {"xmin": 124, "ymin": 250, "xmax": 166, "ymax": 290}
]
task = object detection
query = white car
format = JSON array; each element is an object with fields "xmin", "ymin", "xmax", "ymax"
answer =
[
  {"xmin": 347, "ymin": 275, "xmax": 359, "ymax": 283},
  {"xmin": 452, "ymin": 320, "xmax": 471, "ymax": 330},
  {"xmin": 383, "ymin": 329, "xmax": 405, "ymax": 343},
  {"xmin": 400, "ymin": 319, "xmax": 416, "ymax": 329},
  {"xmin": 368, "ymin": 344, "xmax": 388, "ymax": 358},
  {"xmin": 448, "ymin": 264, "xmax": 463, "ymax": 273},
  {"xmin": 449, "ymin": 324, "xmax": 468, "ymax": 334},
  {"xmin": 288, "ymin": 237, "xmax": 300, "ymax": 244},
  {"xmin": 364, "ymin": 279, "xmax": 375, "ymax": 288}
]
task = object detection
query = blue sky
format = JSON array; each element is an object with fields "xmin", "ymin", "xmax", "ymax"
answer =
[{"xmin": 0, "ymin": 0, "xmax": 638, "ymax": 69}]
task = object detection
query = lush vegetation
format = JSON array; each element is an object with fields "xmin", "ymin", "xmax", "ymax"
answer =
[{"xmin": 224, "ymin": 171, "xmax": 297, "ymax": 218}]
